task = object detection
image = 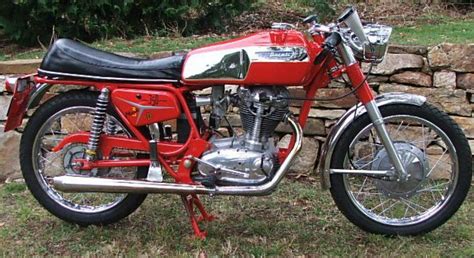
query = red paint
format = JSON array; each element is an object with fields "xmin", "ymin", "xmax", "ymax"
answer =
[
  {"xmin": 112, "ymin": 89, "xmax": 181, "ymax": 126},
  {"xmin": 345, "ymin": 63, "xmax": 374, "ymax": 104},
  {"xmin": 3, "ymin": 30, "xmax": 376, "ymax": 238},
  {"xmin": 4, "ymin": 74, "xmax": 36, "ymax": 132}
]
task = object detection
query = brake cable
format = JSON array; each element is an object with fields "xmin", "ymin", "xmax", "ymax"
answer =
[{"xmin": 278, "ymin": 59, "xmax": 374, "ymax": 102}]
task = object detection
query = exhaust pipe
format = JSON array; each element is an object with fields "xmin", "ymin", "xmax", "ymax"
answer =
[{"xmin": 53, "ymin": 116, "xmax": 303, "ymax": 196}]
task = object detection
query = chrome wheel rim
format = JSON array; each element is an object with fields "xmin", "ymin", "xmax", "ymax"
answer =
[
  {"xmin": 342, "ymin": 115, "xmax": 458, "ymax": 226},
  {"xmin": 32, "ymin": 106, "xmax": 138, "ymax": 213}
]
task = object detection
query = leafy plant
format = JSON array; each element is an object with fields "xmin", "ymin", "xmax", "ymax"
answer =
[{"xmin": 0, "ymin": 0, "xmax": 254, "ymax": 46}]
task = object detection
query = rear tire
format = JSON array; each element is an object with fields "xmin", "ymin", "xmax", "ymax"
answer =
[
  {"xmin": 20, "ymin": 91, "xmax": 148, "ymax": 226},
  {"xmin": 329, "ymin": 103, "xmax": 471, "ymax": 235}
]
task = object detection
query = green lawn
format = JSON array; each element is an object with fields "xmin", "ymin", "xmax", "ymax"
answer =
[
  {"xmin": 391, "ymin": 19, "xmax": 474, "ymax": 45},
  {"xmin": 0, "ymin": 180, "xmax": 472, "ymax": 256}
]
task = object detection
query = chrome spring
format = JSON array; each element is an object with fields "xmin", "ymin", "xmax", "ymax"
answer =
[
  {"xmin": 105, "ymin": 119, "xmax": 117, "ymax": 135},
  {"xmin": 86, "ymin": 88, "xmax": 110, "ymax": 159}
]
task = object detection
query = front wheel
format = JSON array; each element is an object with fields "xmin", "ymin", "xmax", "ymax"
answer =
[{"xmin": 329, "ymin": 103, "xmax": 472, "ymax": 235}]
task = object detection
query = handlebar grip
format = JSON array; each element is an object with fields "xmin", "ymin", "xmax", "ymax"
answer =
[{"xmin": 324, "ymin": 32, "xmax": 342, "ymax": 49}]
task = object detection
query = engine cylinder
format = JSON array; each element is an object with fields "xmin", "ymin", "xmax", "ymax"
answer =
[{"xmin": 239, "ymin": 87, "xmax": 289, "ymax": 142}]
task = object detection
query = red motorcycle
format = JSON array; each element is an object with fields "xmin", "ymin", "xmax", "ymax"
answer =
[{"xmin": 4, "ymin": 7, "xmax": 472, "ymax": 238}]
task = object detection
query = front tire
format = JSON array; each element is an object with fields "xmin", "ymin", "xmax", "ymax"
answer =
[
  {"xmin": 329, "ymin": 103, "xmax": 471, "ymax": 235},
  {"xmin": 20, "ymin": 91, "xmax": 148, "ymax": 226}
]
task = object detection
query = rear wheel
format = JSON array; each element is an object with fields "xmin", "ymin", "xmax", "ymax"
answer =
[
  {"xmin": 329, "ymin": 103, "xmax": 472, "ymax": 235},
  {"xmin": 20, "ymin": 91, "xmax": 148, "ymax": 226}
]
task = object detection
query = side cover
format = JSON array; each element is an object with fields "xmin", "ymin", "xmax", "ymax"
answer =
[
  {"xmin": 318, "ymin": 93, "xmax": 427, "ymax": 189},
  {"xmin": 111, "ymin": 89, "xmax": 181, "ymax": 127}
]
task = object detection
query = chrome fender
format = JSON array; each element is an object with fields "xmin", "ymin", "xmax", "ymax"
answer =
[
  {"xmin": 27, "ymin": 83, "xmax": 52, "ymax": 109},
  {"xmin": 318, "ymin": 92, "xmax": 426, "ymax": 189}
]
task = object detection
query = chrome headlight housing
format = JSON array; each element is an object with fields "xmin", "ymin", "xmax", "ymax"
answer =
[{"xmin": 344, "ymin": 24, "xmax": 392, "ymax": 63}]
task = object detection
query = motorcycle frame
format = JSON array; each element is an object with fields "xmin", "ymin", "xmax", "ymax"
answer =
[{"xmin": 8, "ymin": 32, "xmax": 380, "ymax": 186}]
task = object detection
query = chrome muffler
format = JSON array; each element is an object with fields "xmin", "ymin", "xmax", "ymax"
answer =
[{"xmin": 53, "ymin": 116, "xmax": 303, "ymax": 196}]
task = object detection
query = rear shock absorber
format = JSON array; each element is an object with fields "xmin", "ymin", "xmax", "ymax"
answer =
[{"xmin": 85, "ymin": 88, "xmax": 110, "ymax": 160}]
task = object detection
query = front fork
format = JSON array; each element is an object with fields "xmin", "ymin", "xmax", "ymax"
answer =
[{"xmin": 340, "ymin": 44, "xmax": 408, "ymax": 180}]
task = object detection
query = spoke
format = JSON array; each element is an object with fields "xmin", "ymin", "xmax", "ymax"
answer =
[
  {"xmin": 393, "ymin": 121, "xmax": 411, "ymax": 140},
  {"xmin": 426, "ymin": 149, "xmax": 448, "ymax": 178},
  {"xmin": 354, "ymin": 157, "xmax": 379, "ymax": 170},
  {"xmin": 400, "ymin": 198, "xmax": 427, "ymax": 213},
  {"xmin": 379, "ymin": 199, "xmax": 400, "ymax": 216},
  {"xmin": 422, "ymin": 123, "xmax": 426, "ymax": 153},
  {"xmin": 369, "ymin": 198, "xmax": 391, "ymax": 213},
  {"xmin": 356, "ymin": 177, "xmax": 369, "ymax": 200}
]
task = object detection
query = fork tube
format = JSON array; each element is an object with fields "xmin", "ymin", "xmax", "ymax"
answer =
[
  {"xmin": 364, "ymin": 101, "xmax": 408, "ymax": 179},
  {"xmin": 343, "ymin": 52, "xmax": 408, "ymax": 179}
]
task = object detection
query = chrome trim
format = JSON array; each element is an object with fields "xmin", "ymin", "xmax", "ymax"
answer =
[
  {"xmin": 195, "ymin": 96, "xmax": 212, "ymax": 106},
  {"xmin": 38, "ymin": 69, "xmax": 179, "ymax": 83},
  {"xmin": 27, "ymin": 83, "xmax": 51, "ymax": 109},
  {"xmin": 337, "ymin": 40, "xmax": 357, "ymax": 66},
  {"xmin": 318, "ymin": 93, "xmax": 426, "ymax": 189},
  {"xmin": 330, "ymin": 169, "xmax": 392, "ymax": 176},
  {"xmin": 365, "ymin": 100, "xmax": 408, "ymax": 178},
  {"xmin": 183, "ymin": 46, "xmax": 309, "ymax": 80},
  {"xmin": 271, "ymin": 23, "xmax": 296, "ymax": 30},
  {"xmin": 53, "ymin": 116, "xmax": 303, "ymax": 196}
]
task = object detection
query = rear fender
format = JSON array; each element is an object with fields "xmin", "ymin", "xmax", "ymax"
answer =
[
  {"xmin": 4, "ymin": 74, "xmax": 39, "ymax": 132},
  {"xmin": 318, "ymin": 92, "xmax": 426, "ymax": 189}
]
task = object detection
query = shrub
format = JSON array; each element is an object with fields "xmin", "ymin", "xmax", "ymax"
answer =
[{"xmin": 0, "ymin": 0, "xmax": 254, "ymax": 46}]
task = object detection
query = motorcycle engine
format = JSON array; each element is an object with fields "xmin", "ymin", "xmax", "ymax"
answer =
[{"xmin": 197, "ymin": 87, "xmax": 290, "ymax": 186}]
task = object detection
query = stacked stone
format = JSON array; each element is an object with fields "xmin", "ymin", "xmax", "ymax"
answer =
[{"xmin": 0, "ymin": 44, "xmax": 473, "ymax": 181}]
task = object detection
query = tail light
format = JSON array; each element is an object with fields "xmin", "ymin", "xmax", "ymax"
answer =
[{"xmin": 5, "ymin": 77, "xmax": 18, "ymax": 93}]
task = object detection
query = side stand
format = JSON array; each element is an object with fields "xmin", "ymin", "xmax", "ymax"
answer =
[{"xmin": 180, "ymin": 194, "xmax": 216, "ymax": 239}]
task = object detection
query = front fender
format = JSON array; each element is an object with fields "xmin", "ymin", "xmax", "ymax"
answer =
[{"xmin": 318, "ymin": 92, "xmax": 426, "ymax": 189}]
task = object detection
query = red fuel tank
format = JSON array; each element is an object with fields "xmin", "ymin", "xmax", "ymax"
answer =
[
  {"xmin": 181, "ymin": 30, "xmax": 319, "ymax": 86},
  {"xmin": 111, "ymin": 89, "xmax": 181, "ymax": 127}
]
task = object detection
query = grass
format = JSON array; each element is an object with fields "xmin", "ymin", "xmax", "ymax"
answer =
[
  {"xmin": 0, "ymin": 179, "xmax": 472, "ymax": 256},
  {"xmin": 391, "ymin": 19, "xmax": 474, "ymax": 45},
  {"xmin": 0, "ymin": 36, "xmax": 229, "ymax": 61}
]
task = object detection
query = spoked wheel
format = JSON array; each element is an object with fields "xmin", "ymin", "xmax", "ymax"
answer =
[
  {"xmin": 20, "ymin": 91, "xmax": 148, "ymax": 225},
  {"xmin": 330, "ymin": 103, "xmax": 472, "ymax": 235}
]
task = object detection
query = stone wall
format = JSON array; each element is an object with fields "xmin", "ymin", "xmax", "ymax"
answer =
[{"xmin": 0, "ymin": 43, "xmax": 473, "ymax": 182}]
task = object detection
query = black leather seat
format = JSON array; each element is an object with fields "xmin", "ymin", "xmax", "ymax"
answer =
[{"xmin": 38, "ymin": 38, "xmax": 185, "ymax": 82}]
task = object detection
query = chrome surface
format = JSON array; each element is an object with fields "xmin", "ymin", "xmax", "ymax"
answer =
[
  {"xmin": 197, "ymin": 136, "xmax": 277, "ymax": 185},
  {"xmin": 182, "ymin": 46, "xmax": 309, "ymax": 80},
  {"xmin": 195, "ymin": 96, "xmax": 212, "ymax": 106},
  {"xmin": 337, "ymin": 39, "xmax": 357, "ymax": 66},
  {"xmin": 271, "ymin": 23, "xmax": 296, "ymax": 30},
  {"xmin": 319, "ymin": 93, "xmax": 426, "ymax": 189},
  {"xmin": 27, "ymin": 83, "xmax": 52, "ymax": 109},
  {"xmin": 330, "ymin": 169, "xmax": 392, "ymax": 176},
  {"xmin": 32, "ymin": 106, "xmax": 139, "ymax": 213},
  {"xmin": 337, "ymin": 6, "xmax": 367, "ymax": 44},
  {"xmin": 147, "ymin": 140, "xmax": 163, "ymax": 182},
  {"xmin": 53, "ymin": 116, "xmax": 303, "ymax": 196},
  {"xmin": 365, "ymin": 100, "xmax": 408, "ymax": 178},
  {"xmin": 239, "ymin": 87, "xmax": 290, "ymax": 150},
  {"xmin": 86, "ymin": 88, "xmax": 109, "ymax": 160},
  {"xmin": 371, "ymin": 142, "xmax": 429, "ymax": 198},
  {"xmin": 343, "ymin": 24, "xmax": 392, "ymax": 63},
  {"xmin": 38, "ymin": 69, "xmax": 178, "ymax": 82},
  {"xmin": 342, "ymin": 115, "xmax": 458, "ymax": 226}
]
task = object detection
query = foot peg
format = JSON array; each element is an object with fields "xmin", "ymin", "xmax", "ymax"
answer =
[{"xmin": 192, "ymin": 174, "xmax": 217, "ymax": 188}]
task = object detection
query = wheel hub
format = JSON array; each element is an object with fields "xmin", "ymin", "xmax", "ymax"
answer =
[
  {"xmin": 63, "ymin": 144, "xmax": 99, "ymax": 175},
  {"xmin": 372, "ymin": 142, "xmax": 428, "ymax": 198}
]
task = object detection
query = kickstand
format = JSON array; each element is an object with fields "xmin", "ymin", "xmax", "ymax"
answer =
[{"xmin": 180, "ymin": 194, "xmax": 216, "ymax": 239}]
